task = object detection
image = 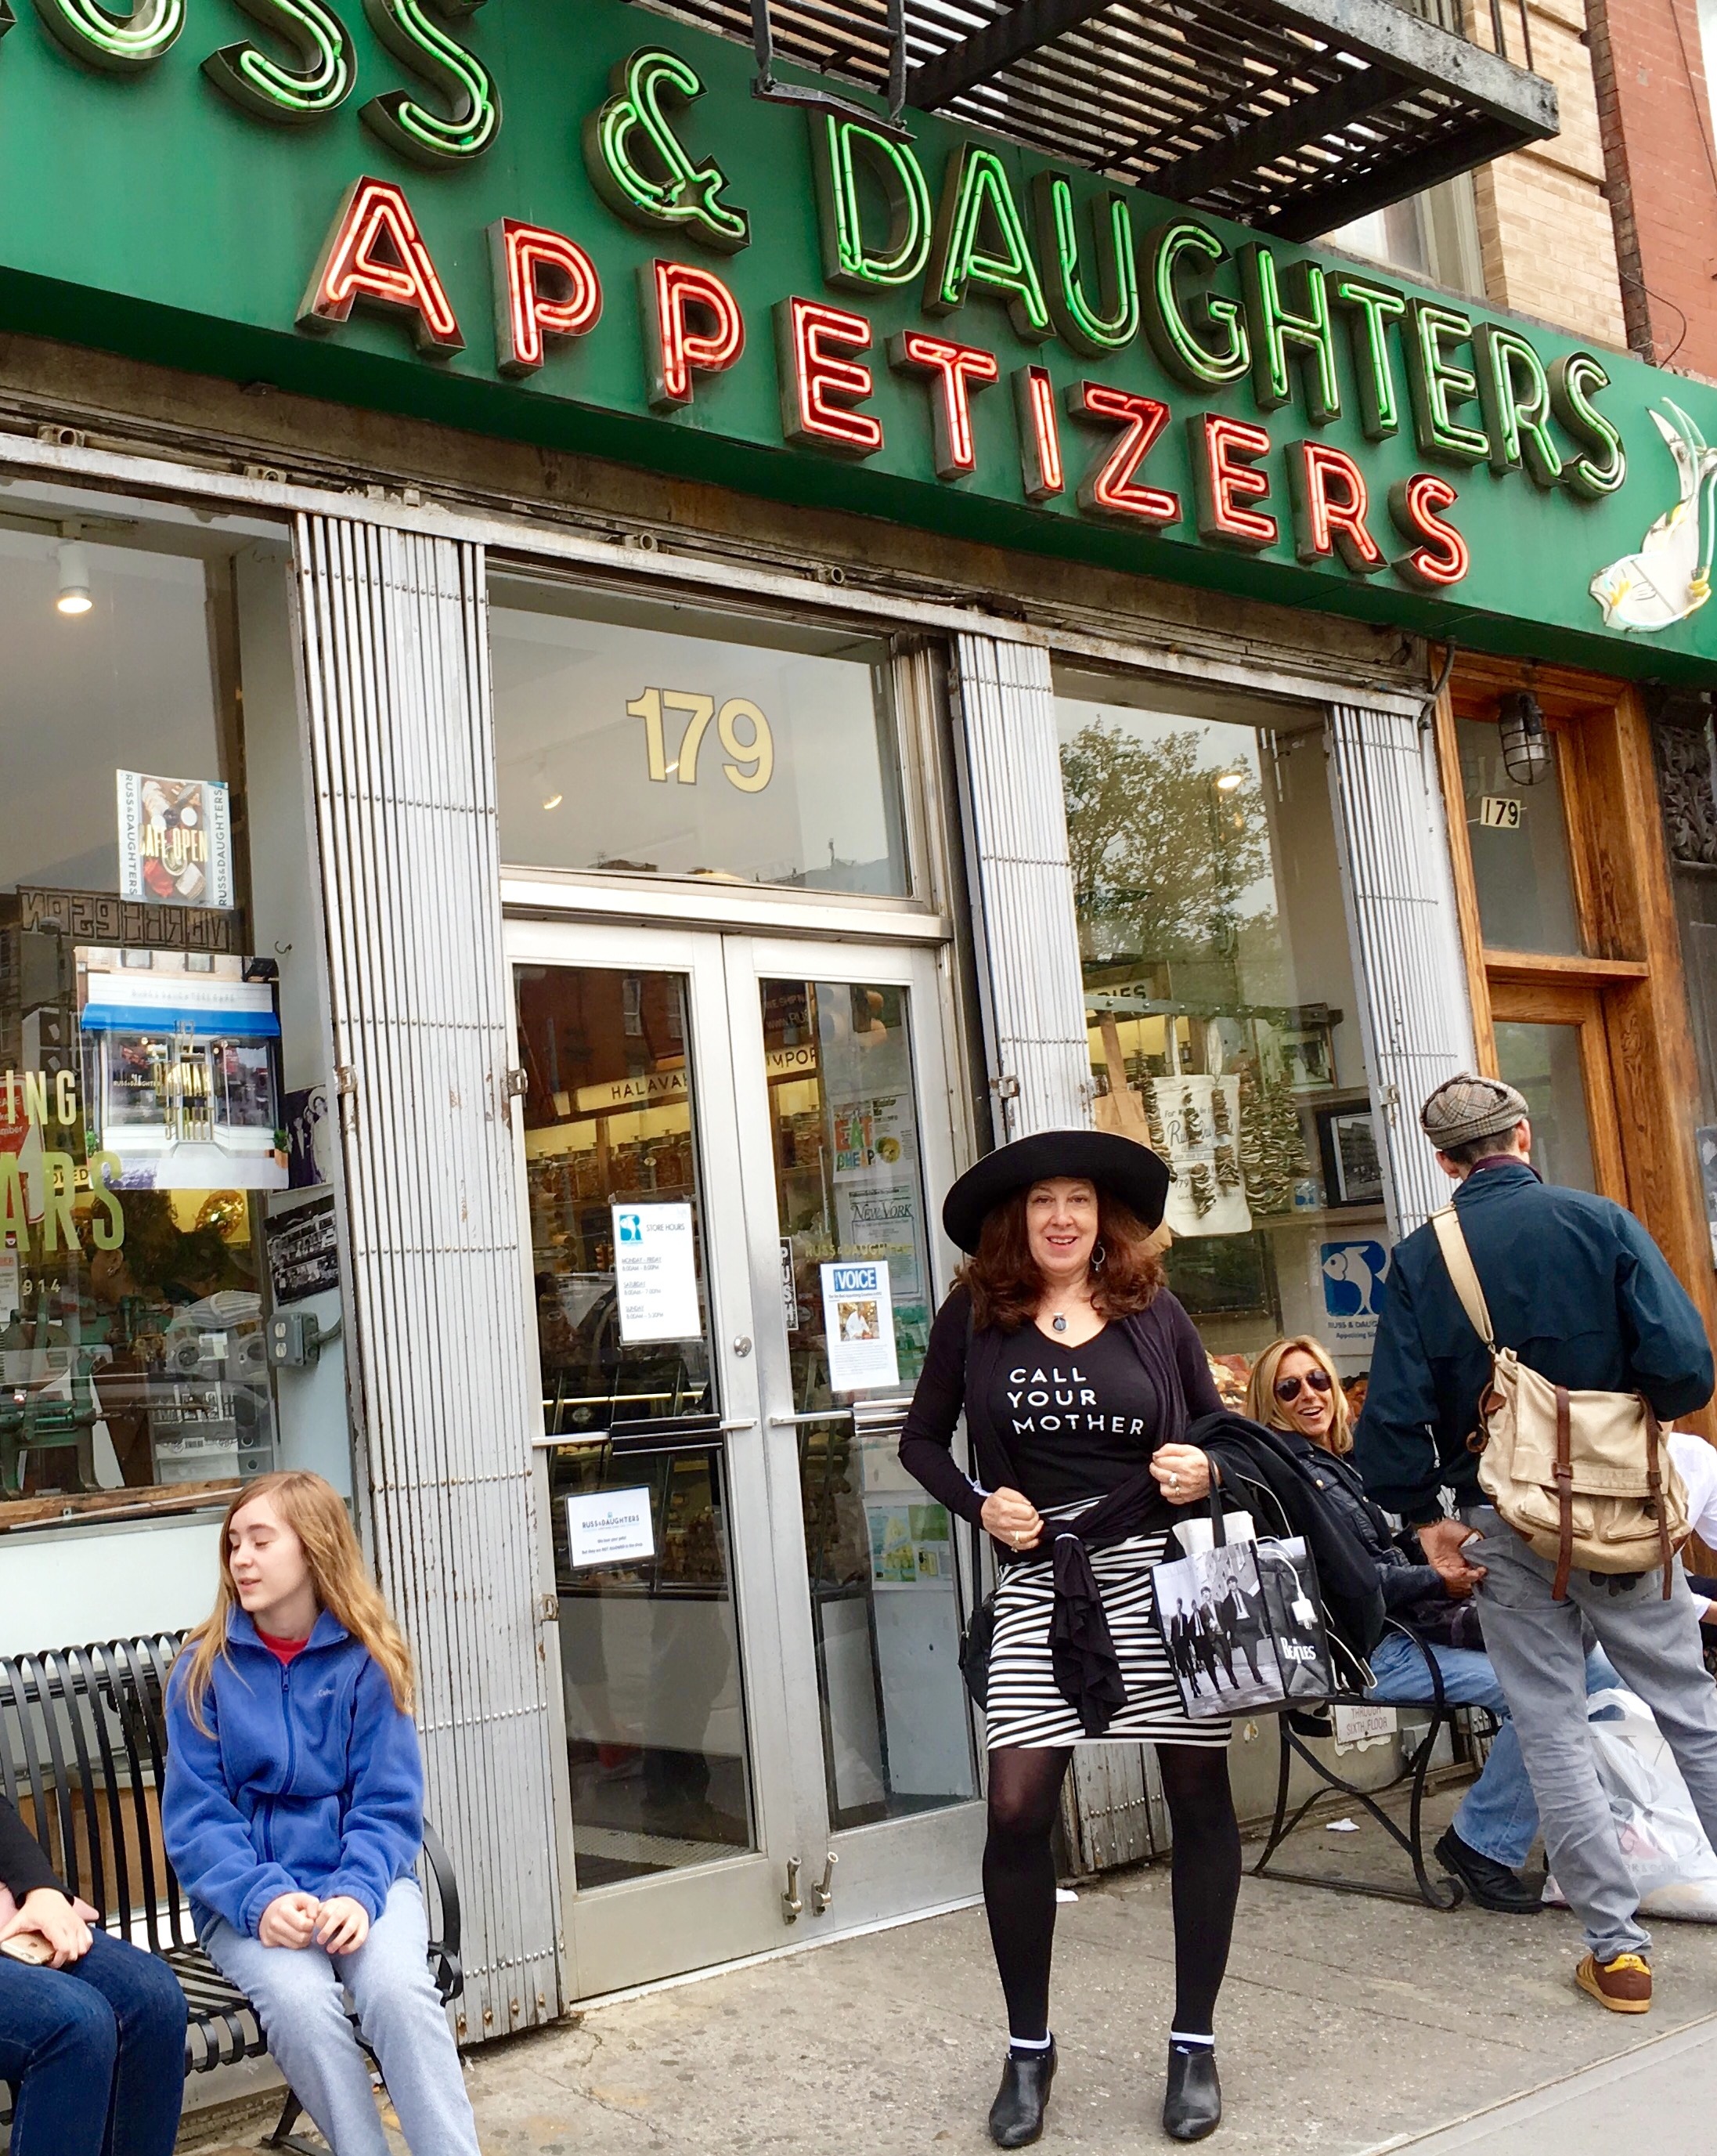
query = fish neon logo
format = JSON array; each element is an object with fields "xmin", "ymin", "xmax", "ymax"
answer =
[{"xmin": 1590, "ymin": 400, "xmax": 1717, "ymax": 630}]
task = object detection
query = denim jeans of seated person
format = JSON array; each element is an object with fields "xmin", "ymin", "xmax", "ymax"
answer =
[
  {"xmin": 1366, "ymin": 1631, "xmax": 1619, "ymax": 1873},
  {"xmin": 201, "ymin": 1876, "xmax": 478, "ymax": 2156}
]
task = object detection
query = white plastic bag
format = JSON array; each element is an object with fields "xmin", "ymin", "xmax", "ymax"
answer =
[{"xmin": 1542, "ymin": 1688, "xmax": 1717, "ymax": 1921}]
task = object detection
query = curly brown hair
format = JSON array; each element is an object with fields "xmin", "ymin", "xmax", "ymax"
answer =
[{"xmin": 958, "ymin": 1185, "xmax": 1164, "ymax": 1332}]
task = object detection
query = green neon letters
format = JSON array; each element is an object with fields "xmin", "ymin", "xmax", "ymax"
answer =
[
  {"xmin": 585, "ymin": 48, "xmax": 750, "ymax": 253},
  {"xmin": 1476, "ymin": 323, "xmax": 1561, "ymax": 487},
  {"xmin": 924, "ymin": 143, "xmax": 1051, "ymax": 338},
  {"xmin": 1030, "ymin": 175, "xmax": 1138, "ymax": 356},
  {"xmin": 203, "ymin": 0, "xmax": 353, "ymax": 121},
  {"xmin": 1140, "ymin": 221, "xmax": 1249, "ymax": 388},
  {"xmin": 1239, "ymin": 245, "xmax": 1340, "ymax": 424},
  {"xmin": 359, "ymin": 0, "xmax": 496, "ymax": 163},
  {"xmin": 33, "ymin": 0, "xmax": 179, "ymax": 72},
  {"xmin": 1405, "ymin": 302, "xmax": 1489, "ymax": 464},
  {"xmin": 810, "ymin": 114, "xmax": 930, "ymax": 291},
  {"xmin": 1551, "ymin": 353, "xmax": 1628, "ymax": 497},
  {"xmin": 1331, "ymin": 275, "xmax": 1405, "ymax": 440}
]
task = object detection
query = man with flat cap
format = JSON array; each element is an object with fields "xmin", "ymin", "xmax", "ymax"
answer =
[{"xmin": 1357, "ymin": 1074, "xmax": 1717, "ymax": 2014}]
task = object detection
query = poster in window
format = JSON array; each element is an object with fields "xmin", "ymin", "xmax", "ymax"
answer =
[
  {"xmin": 1318, "ymin": 1107, "xmax": 1385, "ymax": 1208},
  {"xmin": 821, "ymin": 1259, "xmax": 899, "ymax": 1392},
  {"xmin": 117, "ymin": 771, "xmax": 234, "ymax": 911}
]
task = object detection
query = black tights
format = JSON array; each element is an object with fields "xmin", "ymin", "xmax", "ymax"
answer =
[{"xmin": 983, "ymin": 1745, "xmax": 1241, "ymax": 2044}]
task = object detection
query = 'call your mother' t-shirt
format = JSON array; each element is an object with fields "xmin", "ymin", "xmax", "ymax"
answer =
[{"xmin": 989, "ymin": 1324, "xmax": 1163, "ymax": 1510}]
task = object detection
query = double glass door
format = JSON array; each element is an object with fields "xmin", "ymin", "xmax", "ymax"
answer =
[{"xmin": 510, "ymin": 919, "xmax": 983, "ymax": 1998}]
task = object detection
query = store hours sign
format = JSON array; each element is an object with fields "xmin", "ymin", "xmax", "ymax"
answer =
[{"xmin": 5, "ymin": 0, "xmax": 1716, "ymax": 673}]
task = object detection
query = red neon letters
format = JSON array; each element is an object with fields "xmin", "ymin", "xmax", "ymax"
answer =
[
  {"xmin": 1014, "ymin": 366, "xmax": 1064, "ymax": 500},
  {"xmin": 889, "ymin": 332, "xmax": 998, "ymax": 479},
  {"xmin": 298, "ymin": 176, "xmax": 463, "ymax": 354},
  {"xmin": 776, "ymin": 298, "xmax": 882, "ymax": 456},
  {"xmin": 1066, "ymin": 382, "xmax": 1178, "ymax": 525},
  {"xmin": 1192, "ymin": 414, "xmax": 1276, "ymax": 549},
  {"xmin": 1289, "ymin": 442, "xmax": 1385, "ymax": 572},
  {"xmin": 1389, "ymin": 475, "xmax": 1470, "ymax": 589},
  {"xmin": 645, "ymin": 260, "xmax": 745, "ymax": 410},
  {"xmin": 491, "ymin": 220, "xmax": 602, "ymax": 377}
]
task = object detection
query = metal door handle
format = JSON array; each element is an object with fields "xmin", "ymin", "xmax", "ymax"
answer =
[
  {"xmin": 781, "ymin": 1856, "xmax": 803, "ymax": 1924},
  {"xmin": 810, "ymin": 1851, "xmax": 838, "ymax": 1915}
]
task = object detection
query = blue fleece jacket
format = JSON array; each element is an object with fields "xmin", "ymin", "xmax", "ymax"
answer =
[{"xmin": 163, "ymin": 1607, "xmax": 424, "ymax": 1941}]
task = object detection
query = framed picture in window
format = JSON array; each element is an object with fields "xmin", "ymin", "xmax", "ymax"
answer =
[{"xmin": 1317, "ymin": 1105, "xmax": 1385, "ymax": 1209}]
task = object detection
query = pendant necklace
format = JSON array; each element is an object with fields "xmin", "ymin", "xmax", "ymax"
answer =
[{"xmin": 1051, "ymin": 1313, "xmax": 1068, "ymax": 1333}]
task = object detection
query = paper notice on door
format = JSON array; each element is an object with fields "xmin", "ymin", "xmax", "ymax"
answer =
[
  {"xmin": 611, "ymin": 1201, "xmax": 702, "ymax": 1343},
  {"xmin": 565, "ymin": 1486, "xmax": 655, "ymax": 1569},
  {"xmin": 821, "ymin": 1259, "xmax": 899, "ymax": 1393}
]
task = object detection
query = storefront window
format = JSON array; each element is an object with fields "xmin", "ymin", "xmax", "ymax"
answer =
[
  {"xmin": 1, "ymin": 524, "xmax": 293, "ymax": 1526},
  {"xmin": 1055, "ymin": 669, "xmax": 1383, "ymax": 1394},
  {"xmin": 489, "ymin": 581, "xmax": 909, "ymax": 894},
  {"xmin": 1456, "ymin": 716, "xmax": 1583, "ymax": 955}
]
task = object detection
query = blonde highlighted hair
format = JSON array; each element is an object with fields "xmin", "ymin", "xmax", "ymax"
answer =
[
  {"xmin": 1245, "ymin": 1336, "xmax": 1354, "ymax": 1456},
  {"xmin": 175, "ymin": 1471, "xmax": 415, "ymax": 1735}
]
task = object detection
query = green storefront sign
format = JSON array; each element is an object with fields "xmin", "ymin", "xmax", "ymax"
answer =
[{"xmin": 9, "ymin": 0, "xmax": 1717, "ymax": 675}]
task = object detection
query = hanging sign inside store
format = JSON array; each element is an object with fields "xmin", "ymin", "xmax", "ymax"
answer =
[
  {"xmin": 116, "ymin": 773, "xmax": 234, "ymax": 911},
  {"xmin": 611, "ymin": 1200, "xmax": 702, "ymax": 1342},
  {"xmin": 4, "ymin": 0, "xmax": 1717, "ymax": 672}
]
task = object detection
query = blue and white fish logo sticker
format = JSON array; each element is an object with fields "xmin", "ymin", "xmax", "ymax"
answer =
[{"xmin": 1590, "ymin": 400, "xmax": 1717, "ymax": 631}]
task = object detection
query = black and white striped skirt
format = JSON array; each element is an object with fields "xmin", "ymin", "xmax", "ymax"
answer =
[{"xmin": 983, "ymin": 1514, "xmax": 1232, "ymax": 1751}]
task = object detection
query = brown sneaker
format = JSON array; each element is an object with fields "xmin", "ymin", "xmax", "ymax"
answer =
[{"xmin": 1575, "ymin": 1951, "xmax": 1652, "ymax": 2013}]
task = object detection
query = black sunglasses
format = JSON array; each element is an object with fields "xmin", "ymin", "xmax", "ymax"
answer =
[{"xmin": 1275, "ymin": 1369, "xmax": 1334, "ymax": 1403}]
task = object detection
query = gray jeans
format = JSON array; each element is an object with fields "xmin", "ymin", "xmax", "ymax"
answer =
[
  {"xmin": 202, "ymin": 1877, "xmax": 479, "ymax": 2156},
  {"xmin": 1467, "ymin": 1504, "xmax": 1717, "ymax": 1962}
]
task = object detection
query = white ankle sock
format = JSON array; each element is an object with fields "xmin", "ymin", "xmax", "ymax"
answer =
[
  {"xmin": 1169, "ymin": 2031, "xmax": 1215, "ymax": 2051},
  {"xmin": 1008, "ymin": 2032, "xmax": 1053, "ymax": 2053}
]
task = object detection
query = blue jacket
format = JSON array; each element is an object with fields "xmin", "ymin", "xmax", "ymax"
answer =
[
  {"xmin": 1355, "ymin": 1158, "xmax": 1715, "ymax": 1522},
  {"xmin": 163, "ymin": 1608, "xmax": 424, "ymax": 1941}
]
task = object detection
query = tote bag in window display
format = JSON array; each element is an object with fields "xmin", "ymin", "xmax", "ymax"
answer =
[{"xmin": 1151, "ymin": 1508, "xmax": 1335, "ymax": 1721}]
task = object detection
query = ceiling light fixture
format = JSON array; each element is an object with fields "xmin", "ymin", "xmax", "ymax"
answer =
[
  {"xmin": 1498, "ymin": 690, "xmax": 1552, "ymax": 787},
  {"xmin": 541, "ymin": 790, "xmax": 563, "ymax": 811},
  {"xmin": 56, "ymin": 529, "xmax": 91, "ymax": 616}
]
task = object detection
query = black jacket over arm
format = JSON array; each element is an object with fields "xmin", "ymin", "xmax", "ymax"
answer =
[
  {"xmin": 0, "ymin": 1793, "xmax": 68, "ymax": 1903},
  {"xmin": 898, "ymin": 1284, "xmax": 1223, "ymax": 1534}
]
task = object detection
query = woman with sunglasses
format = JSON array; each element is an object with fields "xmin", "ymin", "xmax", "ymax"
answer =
[{"xmin": 1246, "ymin": 1336, "xmax": 1616, "ymax": 1914}]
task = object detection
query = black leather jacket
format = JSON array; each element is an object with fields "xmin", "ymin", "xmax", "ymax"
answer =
[{"xmin": 1272, "ymin": 1424, "xmax": 1444, "ymax": 1613}]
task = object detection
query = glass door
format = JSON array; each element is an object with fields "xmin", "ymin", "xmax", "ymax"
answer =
[
  {"xmin": 1488, "ymin": 977, "xmax": 1627, "ymax": 1199},
  {"xmin": 726, "ymin": 937, "xmax": 986, "ymax": 1932},
  {"xmin": 510, "ymin": 917, "xmax": 800, "ymax": 1998}
]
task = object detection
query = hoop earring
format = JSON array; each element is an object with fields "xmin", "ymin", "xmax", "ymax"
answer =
[{"xmin": 1090, "ymin": 1241, "xmax": 1107, "ymax": 1273}]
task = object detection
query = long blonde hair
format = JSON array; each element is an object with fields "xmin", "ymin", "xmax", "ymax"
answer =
[
  {"xmin": 1245, "ymin": 1336, "xmax": 1354, "ymax": 1456},
  {"xmin": 176, "ymin": 1471, "xmax": 415, "ymax": 1735}
]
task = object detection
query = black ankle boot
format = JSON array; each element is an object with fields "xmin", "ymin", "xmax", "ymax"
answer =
[
  {"xmin": 989, "ymin": 2041, "xmax": 1056, "ymax": 2148},
  {"xmin": 1163, "ymin": 2044, "xmax": 1221, "ymax": 2141}
]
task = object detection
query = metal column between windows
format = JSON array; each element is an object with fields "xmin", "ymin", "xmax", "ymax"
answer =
[
  {"xmin": 1326, "ymin": 702, "xmax": 1478, "ymax": 1240},
  {"xmin": 292, "ymin": 513, "xmax": 563, "ymax": 2039}
]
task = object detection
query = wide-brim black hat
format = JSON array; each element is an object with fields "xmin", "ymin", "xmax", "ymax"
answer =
[{"xmin": 941, "ymin": 1129, "xmax": 1171, "ymax": 1253}]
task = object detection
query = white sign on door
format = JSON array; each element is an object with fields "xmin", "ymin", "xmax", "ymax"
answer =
[
  {"xmin": 565, "ymin": 1486, "xmax": 655, "ymax": 1569},
  {"xmin": 611, "ymin": 1201, "xmax": 702, "ymax": 1343},
  {"xmin": 821, "ymin": 1259, "xmax": 899, "ymax": 1393}
]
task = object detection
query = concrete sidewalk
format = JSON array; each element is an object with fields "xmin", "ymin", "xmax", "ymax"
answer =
[{"xmin": 184, "ymin": 1789, "xmax": 1717, "ymax": 2154}]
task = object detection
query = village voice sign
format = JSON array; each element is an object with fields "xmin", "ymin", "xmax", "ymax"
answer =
[{"xmin": 9, "ymin": 0, "xmax": 1717, "ymax": 674}]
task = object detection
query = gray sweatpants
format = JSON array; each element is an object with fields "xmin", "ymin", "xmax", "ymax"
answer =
[
  {"xmin": 1467, "ymin": 1503, "xmax": 1717, "ymax": 1962},
  {"xmin": 202, "ymin": 1877, "xmax": 479, "ymax": 2156}
]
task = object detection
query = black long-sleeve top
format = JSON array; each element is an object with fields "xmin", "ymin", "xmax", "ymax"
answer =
[
  {"xmin": 0, "ymin": 1794, "xmax": 68, "ymax": 1904},
  {"xmin": 898, "ymin": 1284, "xmax": 1223, "ymax": 1533}
]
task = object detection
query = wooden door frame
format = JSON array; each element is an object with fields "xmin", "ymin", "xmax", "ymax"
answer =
[{"xmin": 1434, "ymin": 652, "xmax": 1717, "ymax": 1441}]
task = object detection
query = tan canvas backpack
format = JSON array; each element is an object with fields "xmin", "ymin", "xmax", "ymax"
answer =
[{"xmin": 1430, "ymin": 1205, "xmax": 1688, "ymax": 1601}]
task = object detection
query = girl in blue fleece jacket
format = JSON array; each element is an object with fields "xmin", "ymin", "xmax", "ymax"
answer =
[{"xmin": 162, "ymin": 1471, "xmax": 478, "ymax": 2156}]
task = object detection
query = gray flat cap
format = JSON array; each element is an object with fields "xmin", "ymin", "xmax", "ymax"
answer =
[{"xmin": 1419, "ymin": 1073, "xmax": 1530, "ymax": 1151}]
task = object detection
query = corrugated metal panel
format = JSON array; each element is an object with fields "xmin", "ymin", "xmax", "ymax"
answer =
[
  {"xmin": 1327, "ymin": 701, "xmax": 1478, "ymax": 1239},
  {"xmin": 950, "ymin": 634, "xmax": 1091, "ymax": 1142},
  {"xmin": 292, "ymin": 513, "xmax": 562, "ymax": 2042}
]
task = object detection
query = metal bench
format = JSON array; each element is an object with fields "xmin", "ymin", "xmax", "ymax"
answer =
[
  {"xmin": 1250, "ymin": 1620, "xmax": 1500, "ymax": 1909},
  {"xmin": 0, "ymin": 1634, "xmax": 462, "ymax": 2151}
]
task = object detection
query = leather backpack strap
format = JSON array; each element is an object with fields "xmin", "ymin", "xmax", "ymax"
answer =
[
  {"xmin": 1552, "ymin": 1385, "xmax": 1575, "ymax": 1603},
  {"xmin": 1645, "ymin": 1401, "xmax": 1672, "ymax": 1602},
  {"xmin": 1430, "ymin": 1206, "xmax": 1499, "ymax": 1350}
]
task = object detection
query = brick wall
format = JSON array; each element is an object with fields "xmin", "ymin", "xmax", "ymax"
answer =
[
  {"xmin": 1586, "ymin": 0, "xmax": 1717, "ymax": 377},
  {"xmin": 1466, "ymin": 0, "xmax": 1629, "ymax": 348}
]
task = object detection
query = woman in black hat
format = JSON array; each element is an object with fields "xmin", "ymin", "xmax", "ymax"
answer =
[{"xmin": 900, "ymin": 1131, "xmax": 1237, "ymax": 2147}]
